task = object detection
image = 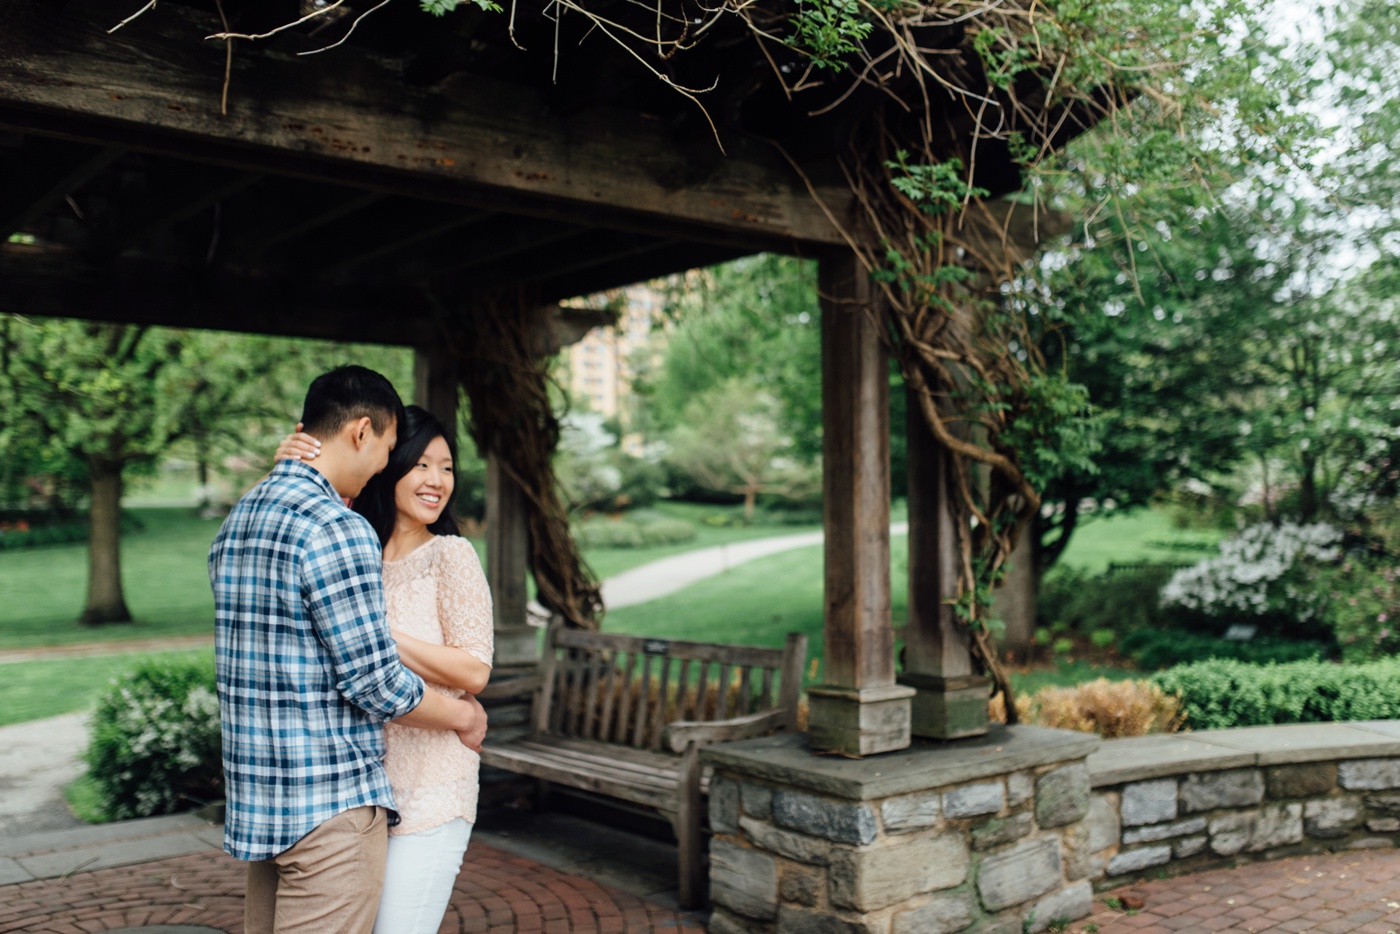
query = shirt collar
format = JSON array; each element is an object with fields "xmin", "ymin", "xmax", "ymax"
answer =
[{"xmin": 270, "ymin": 458, "xmax": 346, "ymax": 505}]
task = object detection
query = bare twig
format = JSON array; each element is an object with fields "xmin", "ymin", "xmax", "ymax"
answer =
[{"xmin": 108, "ymin": 0, "xmax": 157, "ymax": 34}]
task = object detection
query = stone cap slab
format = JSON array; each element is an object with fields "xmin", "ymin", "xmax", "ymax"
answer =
[
  {"xmin": 701, "ymin": 726, "xmax": 1099, "ymax": 801},
  {"xmin": 1087, "ymin": 735, "xmax": 1256, "ymax": 787},
  {"xmin": 1090, "ymin": 721, "xmax": 1400, "ymax": 787}
]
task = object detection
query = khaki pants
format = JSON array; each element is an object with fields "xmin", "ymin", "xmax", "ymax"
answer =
[{"xmin": 245, "ymin": 806, "xmax": 388, "ymax": 934}]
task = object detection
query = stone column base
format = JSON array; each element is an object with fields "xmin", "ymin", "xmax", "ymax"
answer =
[
  {"xmin": 807, "ymin": 683, "xmax": 916, "ymax": 756},
  {"xmin": 899, "ymin": 672, "xmax": 991, "ymax": 741}
]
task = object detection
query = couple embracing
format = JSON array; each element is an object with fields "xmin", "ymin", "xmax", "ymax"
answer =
[{"xmin": 209, "ymin": 365, "xmax": 493, "ymax": 933}]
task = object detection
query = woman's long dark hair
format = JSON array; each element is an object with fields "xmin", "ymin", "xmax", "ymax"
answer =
[{"xmin": 355, "ymin": 404, "xmax": 461, "ymax": 547}]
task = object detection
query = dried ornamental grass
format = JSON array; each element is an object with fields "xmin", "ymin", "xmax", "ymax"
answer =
[{"xmin": 996, "ymin": 678, "xmax": 1182, "ymax": 739}]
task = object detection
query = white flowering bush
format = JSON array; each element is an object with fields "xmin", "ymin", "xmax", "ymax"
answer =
[
  {"xmin": 84, "ymin": 656, "xmax": 223, "ymax": 820},
  {"xmin": 1159, "ymin": 521, "xmax": 1343, "ymax": 635}
]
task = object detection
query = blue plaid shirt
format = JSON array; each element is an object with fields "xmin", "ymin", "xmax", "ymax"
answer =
[{"xmin": 209, "ymin": 459, "xmax": 425, "ymax": 861}]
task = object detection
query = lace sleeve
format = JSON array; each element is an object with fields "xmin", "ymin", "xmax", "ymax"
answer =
[{"xmin": 434, "ymin": 536, "xmax": 494, "ymax": 666}]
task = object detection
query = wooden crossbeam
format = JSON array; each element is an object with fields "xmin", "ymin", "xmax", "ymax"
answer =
[
  {"xmin": 0, "ymin": 138, "xmax": 125, "ymax": 241},
  {"xmin": 0, "ymin": 0, "xmax": 851, "ymax": 253},
  {"xmin": 84, "ymin": 166, "xmax": 265, "ymax": 259}
]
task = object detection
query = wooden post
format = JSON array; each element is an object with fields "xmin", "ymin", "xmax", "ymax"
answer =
[
  {"xmin": 413, "ymin": 344, "xmax": 458, "ymax": 444},
  {"xmin": 487, "ymin": 454, "xmax": 539, "ymax": 666},
  {"xmin": 897, "ymin": 383, "xmax": 990, "ymax": 739},
  {"xmin": 806, "ymin": 251, "xmax": 913, "ymax": 756}
]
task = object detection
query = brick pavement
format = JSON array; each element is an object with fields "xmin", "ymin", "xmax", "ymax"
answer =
[
  {"xmin": 1079, "ymin": 849, "xmax": 1400, "ymax": 934},
  {"xmin": 0, "ymin": 842, "xmax": 707, "ymax": 934}
]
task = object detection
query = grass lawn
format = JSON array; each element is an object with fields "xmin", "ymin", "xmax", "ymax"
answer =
[
  {"xmin": 1054, "ymin": 508, "xmax": 1222, "ymax": 574},
  {"xmin": 0, "ymin": 648, "xmax": 211, "ymax": 727},
  {"xmin": 0, "ymin": 501, "xmax": 823, "ymax": 651}
]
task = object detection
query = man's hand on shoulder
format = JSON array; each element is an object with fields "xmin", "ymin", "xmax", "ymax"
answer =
[{"xmin": 455, "ymin": 694, "xmax": 488, "ymax": 752}]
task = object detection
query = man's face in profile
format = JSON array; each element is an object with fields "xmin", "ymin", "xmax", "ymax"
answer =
[{"xmin": 350, "ymin": 416, "xmax": 396, "ymax": 497}]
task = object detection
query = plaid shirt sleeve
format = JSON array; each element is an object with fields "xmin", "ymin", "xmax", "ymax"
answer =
[{"xmin": 302, "ymin": 513, "xmax": 425, "ymax": 720}]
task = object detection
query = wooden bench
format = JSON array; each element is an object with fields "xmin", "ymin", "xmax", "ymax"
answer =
[{"xmin": 480, "ymin": 622, "xmax": 807, "ymax": 908}]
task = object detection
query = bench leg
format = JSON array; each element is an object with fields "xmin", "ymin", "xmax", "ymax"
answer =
[
  {"xmin": 534, "ymin": 778, "xmax": 552, "ymax": 810},
  {"xmin": 675, "ymin": 745, "xmax": 704, "ymax": 910}
]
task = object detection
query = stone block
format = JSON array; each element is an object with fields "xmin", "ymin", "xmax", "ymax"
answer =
[
  {"xmin": 1209, "ymin": 813, "xmax": 1253, "ymax": 856},
  {"xmin": 780, "ymin": 861, "xmax": 824, "ymax": 907},
  {"xmin": 972, "ymin": 917, "xmax": 1025, "ymax": 934},
  {"xmin": 829, "ymin": 834, "xmax": 969, "ymax": 911},
  {"xmin": 1365, "ymin": 792, "xmax": 1400, "ymax": 815},
  {"xmin": 710, "ymin": 907, "xmax": 772, "ymax": 934},
  {"xmin": 1248, "ymin": 803, "xmax": 1303, "ymax": 852},
  {"xmin": 1106, "ymin": 845, "xmax": 1170, "ymax": 876},
  {"xmin": 777, "ymin": 906, "xmax": 886, "ymax": 934},
  {"xmin": 1121, "ymin": 779, "xmax": 1177, "ymax": 826},
  {"xmin": 1121, "ymin": 816, "xmax": 1207, "ymax": 845},
  {"xmin": 1027, "ymin": 882, "xmax": 1093, "ymax": 933},
  {"xmin": 772, "ymin": 791, "xmax": 877, "ymax": 846},
  {"xmin": 711, "ymin": 775, "xmax": 741, "ymax": 835},
  {"xmin": 881, "ymin": 790, "xmax": 941, "ymax": 834},
  {"xmin": 710, "ymin": 839, "xmax": 779, "ymax": 920},
  {"xmin": 1340, "ymin": 759, "xmax": 1400, "ymax": 790},
  {"xmin": 808, "ymin": 684, "xmax": 915, "ymax": 757},
  {"xmin": 971, "ymin": 813, "xmax": 1034, "ymax": 852},
  {"xmin": 1368, "ymin": 818, "xmax": 1400, "ymax": 833},
  {"xmin": 1058, "ymin": 823, "xmax": 1092, "ymax": 881},
  {"xmin": 1085, "ymin": 795, "xmax": 1121, "ymax": 853},
  {"xmin": 976, "ymin": 837, "xmax": 1061, "ymax": 911},
  {"xmin": 1036, "ymin": 763, "xmax": 1091, "ymax": 829},
  {"xmin": 1174, "ymin": 835, "xmax": 1207, "ymax": 858},
  {"xmin": 892, "ymin": 889, "xmax": 978, "ymax": 934},
  {"xmin": 1180, "ymin": 769, "xmax": 1265, "ymax": 812},
  {"xmin": 742, "ymin": 783, "xmax": 774, "ymax": 820},
  {"xmin": 1007, "ymin": 772, "xmax": 1034, "ymax": 807},
  {"xmin": 944, "ymin": 782, "xmax": 1005, "ymax": 819},
  {"xmin": 1304, "ymin": 798, "xmax": 1362, "ymax": 839},
  {"xmin": 1267, "ymin": 762, "xmax": 1338, "ymax": 798},
  {"xmin": 740, "ymin": 817, "xmax": 833, "ymax": 866}
]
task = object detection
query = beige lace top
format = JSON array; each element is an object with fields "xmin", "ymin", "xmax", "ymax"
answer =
[{"xmin": 382, "ymin": 535, "xmax": 493, "ymax": 835}]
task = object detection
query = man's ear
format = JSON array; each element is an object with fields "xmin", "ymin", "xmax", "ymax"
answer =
[{"xmin": 349, "ymin": 416, "xmax": 374, "ymax": 449}]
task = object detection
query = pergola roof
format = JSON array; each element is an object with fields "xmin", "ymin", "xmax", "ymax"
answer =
[{"xmin": 0, "ymin": 0, "xmax": 1056, "ymax": 345}]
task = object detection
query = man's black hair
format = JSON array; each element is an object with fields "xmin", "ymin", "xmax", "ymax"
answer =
[{"xmin": 299, "ymin": 365, "xmax": 405, "ymax": 439}]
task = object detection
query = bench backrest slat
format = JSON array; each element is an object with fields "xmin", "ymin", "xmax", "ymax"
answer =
[{"xmin": 533, "ymin": 623, "xmax": 807, "ymax": 750}]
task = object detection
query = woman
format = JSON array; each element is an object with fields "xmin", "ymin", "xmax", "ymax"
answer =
[{"xmin": 277, "ymin": 405, "xmax": 492, "ymax": 934}]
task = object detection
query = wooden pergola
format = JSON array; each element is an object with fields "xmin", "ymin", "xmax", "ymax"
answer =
[{"xmin": 1, "ymin": 0, "xmax": 1036, "ymax": 757}]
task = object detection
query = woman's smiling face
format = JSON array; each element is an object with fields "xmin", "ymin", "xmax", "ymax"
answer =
[{"xmin": 394, "ymin": 434, "xmax": 454, "ymax": 527}]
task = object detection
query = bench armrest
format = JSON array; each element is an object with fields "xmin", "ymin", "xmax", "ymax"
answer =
[{"xmin": 665, "ymin": 708, "xmax": 787, "ymax": 754}]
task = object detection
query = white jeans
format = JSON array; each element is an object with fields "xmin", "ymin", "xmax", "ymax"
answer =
[{"xmin": 372, "ymin": 818, "xmax": 472, "ymax": 934}]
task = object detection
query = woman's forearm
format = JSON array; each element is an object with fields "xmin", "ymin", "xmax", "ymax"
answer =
[{"xmin": 392, "ymin": 629, "xmax": 491, "ymax": 694}]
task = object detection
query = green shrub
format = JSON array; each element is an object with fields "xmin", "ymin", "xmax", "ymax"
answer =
[
  {"xmin": 84, "ymin": 656, "xmax": 223, "ymax": 820},
  {"xmin": 1152, "ymin": 657, "xmax": 1400, "ymax": 730},
  {"xmin": 1319, "ymin": 559, "xmax": 1400, "ymax": 663},
  {"xmin": 1120, "ymin": 629, "xmax": 1327, "ymax": 670},
  {"xmin": 1038, "ymin": 564, "xmax": 1178, "ymax": 636},
  {"xmin": 575, "ymin": 514, "xmax": 696, "ymax": 549}
]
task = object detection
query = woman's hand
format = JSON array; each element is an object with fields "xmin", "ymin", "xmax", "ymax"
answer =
[{"xmin": 274, "ymin": 423, "xmax": 321, "ymax": 462}]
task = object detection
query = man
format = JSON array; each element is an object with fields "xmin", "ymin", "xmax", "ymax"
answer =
[{"xmin": 209, "ymin": 365, "xmax": 486, "ymax": 934}]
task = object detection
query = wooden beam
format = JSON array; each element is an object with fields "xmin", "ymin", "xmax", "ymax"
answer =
[
  {"xmin": 84, "ymin": 166, "xmax": 264, "ymax": 259},
  {"xmin": 230, "ymin": 189, "xmax": 386, "ymax": 260},
  {"xmin": 0, "ymin": 0, "xmax": 851, "ymax": 253},
  {"xmin": 0, "ymin": 243, "xmax": 435, "ymax": 345},
  {"xmin": 806, "ymin": 250, "xmax": 912, "ymax": 757}
]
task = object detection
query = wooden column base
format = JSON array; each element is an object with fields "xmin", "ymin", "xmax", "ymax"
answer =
[
  {"xmin": 494, "ymin": 623, "xmax": 542, "ymax": 668},
  {"xmin": 806, "ymin": 684, "xmax": 915, "ymax": 756},
  {"xmin": 899, "ymin": 672, "xmax": 991, "ymax": 741}
]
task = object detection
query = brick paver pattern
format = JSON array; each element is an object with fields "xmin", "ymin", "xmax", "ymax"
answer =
[
  {"xmin": 0, "ymin": 842, "xmax": 706, "ymax": 934},
  {"xmin": 1083, "ymin": 849, "xmax": 1400, "ymax": 934}
]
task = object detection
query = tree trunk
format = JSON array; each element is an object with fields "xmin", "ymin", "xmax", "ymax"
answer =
[
  {"xmin": 742, "ymin": 487, "xmax": 757, "ymax": 521},
  {"xmin": 81, "ymin": 461, "xmax": 132, "ymax": 625},
  {"xmin": 1299, "ymin": 451, "xmax": 1319, "ymax": 522}
]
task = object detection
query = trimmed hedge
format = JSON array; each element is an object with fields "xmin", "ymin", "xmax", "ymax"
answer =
[
  {"xmin": 1120, "ymin": 629, "xmax": 1327, "ymax": 670},
  {"xmin": 575, "ymin": 515, "xmax": 697, "ymax": 549},
  {"xmin": 1152, "ymin": 657, "xmax": 1400, "ymax": 730}
]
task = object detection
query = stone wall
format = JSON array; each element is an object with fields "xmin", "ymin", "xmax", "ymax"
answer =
[
  {"xmin": 702, "ymin": 727, "xmax": 1102, "ymax": 934},
  {"xmin": 1082, "ymin": 721, "xmax": 1400, "ymax": 887}
]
